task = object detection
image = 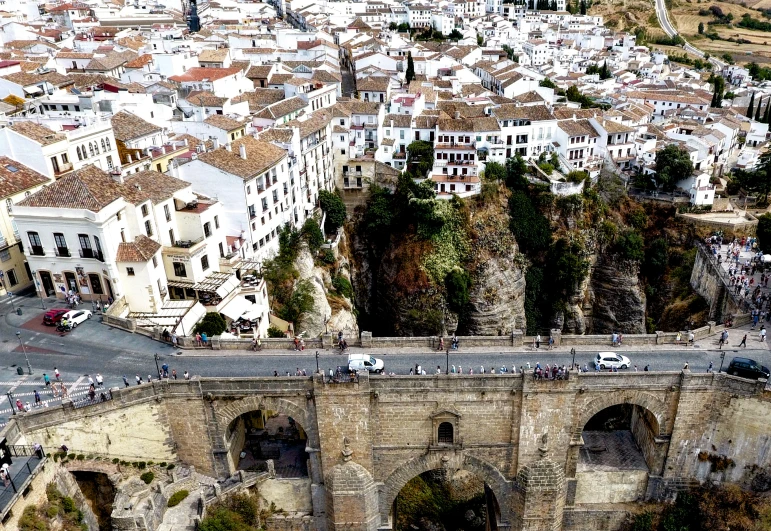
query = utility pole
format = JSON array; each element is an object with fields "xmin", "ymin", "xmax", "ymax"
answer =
[{"xmin": 16, "ymin": 332, "xmax": 31, "ymax": 375}]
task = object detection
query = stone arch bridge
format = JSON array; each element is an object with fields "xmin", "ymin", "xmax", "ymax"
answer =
[{"xmin": 7, "ymin": 371, "xmax": 771, "ymax": 531}]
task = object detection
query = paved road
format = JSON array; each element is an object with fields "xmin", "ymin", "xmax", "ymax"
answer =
[
  {"xmin": 654, "ymin": 0, "xmax": 726, "ymax": 70},
  {"xmin": 0, "ymin": 292, "xmax": 768, "ymax": 423}
]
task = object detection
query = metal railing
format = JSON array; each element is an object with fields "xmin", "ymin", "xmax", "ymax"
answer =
[
  {"xmin": 79, "ymin": 248, "xmax": 104, "ymax": 262},
  {"xmin": 55, "ymin": 247, "xmax": 71, "ymax": 257},
  {"xmin": 173, "ymin": 237, "xmax": 204, "ymax": 249},
  {"xmin": 72, "ymin": 390, "xmax": 113, "ymax": 409},
  {"xmin": 0, "ymin": 448, "xmax": 45, "ymax": 520}
]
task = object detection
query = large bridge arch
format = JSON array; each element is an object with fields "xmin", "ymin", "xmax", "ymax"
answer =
[
  {"xmin": 215, "ymin": 394, "xmax": 318, "ymax": 446},
  {"xmin": 379, "ymin": 452, "xmax": 513, "ymax": 529},
  {"xmin": 574, "ymin": 390, "xmax": 669, "ymax": 438}
]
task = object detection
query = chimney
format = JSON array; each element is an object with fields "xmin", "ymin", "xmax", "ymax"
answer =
[
  {"xmin": 454, "ymin": 110, "xmax": 461, "ymax": 119},
  {"xmin": 213, "ymin": 137, "xmax": 220, "ymax": 149},
  {"xmin": 225, "ymin": 142, "xmax": 232, "ymax": 152},
  {"xmin": 572, "ymin": 113, "xmax": 576, "ymax": 121},
  {"xmin": 183, "ymin": 138, "xmax": 189, "ymax": 146},
  {"xmin": 239, "ymin": 144, "xmax": 247, "ymax": 160}
]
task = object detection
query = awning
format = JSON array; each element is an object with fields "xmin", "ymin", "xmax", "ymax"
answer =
[
  {"xmin": 215, "ymin": 274, "xmax": 240, "ymax": 297},
  {"xmin": 241, "ymin": 305, "xmax": 268, "ymax": 321},
  {"xmin": 220, "ymin": 295, "xmax": 254, "ymax": 320}
]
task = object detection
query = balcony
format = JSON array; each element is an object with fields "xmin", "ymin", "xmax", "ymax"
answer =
[
  {"xmin": 79, "ymin": 248, "xmax": 105, "ymax": 262},
  {"xmin": 53, "ymin": 162, "xmax": 73, "ymax": 177},
  {"xmin": 28, "ymin": 245, "xmax": 45, "ymax": 256},
  {"xmin": 0, "ymin": 444, "xmax": 46, "ymax": 521},
  {"xmin": 55, "ymin": 246, "xmax": 71, "ymax": 257},
  {"xmin": 393, "ymin": 152, "xmax": 407, "ymax": 159},
  {"xmin": 435, "ymin": 142, "xmax": 475, "ymax": 150}
]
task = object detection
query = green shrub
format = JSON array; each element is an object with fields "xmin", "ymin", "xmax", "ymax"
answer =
[
  {"xmin": 137, "ymin": 461, "xmax": 146, "ymax": 469},
  {"xmin": 318, "ymin": 190, "xmax": 347, "ymax": 233},
  {"xmin": 445, "ymin": 268, "xmax": 470, "ymax": 313},
  {"xmin": 193, "ymin": 312, "xmax": 227, "ymax": 337},
  {"xmin": 168, "ymin": 490, "xmax": 190, "ymax": 507},
  {"xmin": 321, "ymin": 249, "xmax": 336, "ymax": 264},
  {"xmin": 615, "ymin": 230, "xmax": 645, "ymax": 261},
  {"xmin": 18, "ymin": 505, "xmax": 45, "ymax": 531},
  {"xmin": 61, "ymin": 496, "xmax": 76, "ymax": 513},
  {"xmin": 76, "ymin": 454, "xmax": 84, "ymax": 460},
  {"xmin": 112, "ymin": 458, "xmax": 120, "ymax": 464},
  {"xmin": 68, "ymin": 453, "xmax": 75, "ymax": 460},
  {"xmin": 300, "ymin": 218, "xmax": 324, "ymax": 251},
  {"xmin": 332, "ymin": 275, "xmax": 353, "ymax": 299},
  {"xmin": 140, "ymin": 471, "xmax": 155, "ymax": 484},
  {"xmin": 160, "ymin": 462, "xmax": 167, "ymax": 467},
  {"xmin": 166, "ymin": 463, "xmax": 176, "ymax": 470},
  {"xmin": 267, "ymin": 326, "xmax": 284, "ymax": 338},
  {"xmin": 46, "ymin": 505, "xmax": 59, "ymax": 518}
]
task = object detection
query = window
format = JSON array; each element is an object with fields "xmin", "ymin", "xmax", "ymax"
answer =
[
  {"xmin": 126, "ymin": 267, "xmax": 135, "ymax": 276},
  {"xmin": 201, "ymin": 255, "xmax": 209, "ymax": 271},
  {"xmin": 77, "ymin": 146, "xmax": 83, "ymax": 160},
  {"xmin": 6, "ymin": 269, "xmax": 17, "ymax": 287},
  {"xmin": 62, "ymin": 153, "xmax": 68, "ymax": 164},
  {"xmin": 164, "ymin": 204, "xmax": 171, "ymax": 221},
  {"xmin": 5, "ymin": 199, "xmax": 11, "ymax": 214},
  {"xmin": 104, "ymin": 137, "xmax": 110, "ymax": 150},
  {"xmin": 141, "ymin": 204, "xmax": 149, "ymax": 217},
  {"xmin": 79, "ymin": 234, "xmax": 91, "ymax": 249},
  {"xmin": 169, "ymin": 229, "xmax": 175, "ymax": 245},
  {"xmin": 89, "ymin": 273, "xmax": 103, "ymax": 295},
  {"xmin": 101, "ymin": 139, "xmax": 106, "ymax": 152},
  {"xmin": 214, "ymin": 215, "xmax": 219, "ymax": 229},
  {"xmin": 203, "ymin": 222, "xmax": 212, "ymax": 237},
  {"xmin": 0, "ymin": 249, "xmax": 9, "ymax": 262},
  {"xmin": 152, "ymin": 256, "xmax": 157, "ymax": 268},
  {"xmin": 144, "ymin": 220, "xmax": 153, "ymax": 237},
  {"xmin": 246, "ymin": 185, "xmax": 251, "ymax": 195},
  {"xmin": 399, "ymin": 130, "xmax": 404, "ymax": 139},
  {"xmin": 173, "ymin": 262, "xmax": 187, "ymax": 277},
  {"xmin": 28, "ymin": 231, "xmax": 42, "ymax": 247},
  {"xmin": 438, "ymin": 422, "xmax": 453, "ymax": 444}
]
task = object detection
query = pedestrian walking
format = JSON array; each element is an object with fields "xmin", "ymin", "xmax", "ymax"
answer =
[
  {"xmin": 184, "ymin": 371, "xmax": 190, "ymax": 380},
  {"xmin": 136, "ymin": 374, "xmax": 142, "ymax": 385},
  {"xmin": 438, "ymin": 336, "xmax": 444, "ymax": 351},
  {"xmin": 708, "ymin": 361, "xmax": 714, "ymax": 373},
  {"xmin": 195, "ymin": 333, "xmax": 203, "ymax": 347},
  {"xmin": 54, "ymin": 367, "xmax": 60, "ymax": 381},
  {"xmin": 122, "ymin": 375, "xmax": 130, "ymax": 388},
  {"xmin": 740, "ymin": 334, "xmax": 747, "ymax": 348},
  {"xmin": 34, "ymin": 390, "xmax": 40, "ymax": 407},
  {"xmin": 172, "ymin": 369, "xmax": 177, "ymax": 380},
  {"xmin": 87, "ymin": 375, "xmax": 94, "ymax": 387},
  {"xmin": 688, "ymin": 331, "xmax": 694, "ymax": 346},
  {"xmin": 61, "ymin": 384, "xmax": 68, "ymax": 398},
  {"xmin": 683, "ymin": 361, "xmax": 689, "ymax": 370},
  {"xmin": 535, "ymin": 334, "xmax": 541, "ymax": 349},
  {"xmin": 436, "ymin": 366, "xmax": 441, "ymax": 374},
  {"xmin": 95, "ymin": 373, "xmax": 103, "ymax": 387},
  {"xmin": 15, "ymin": 399, "xmax": 24, "ymax": 412},
  {"xmin": 51, "ymin": 382, "xmax": 59, "ymax": 397},
  {"xmin": 43, "ymin": 373, "xmax": 50, "ymax": 388},
  {"xmin": 171, "ymin": 332, "xmax": 178, "ymax": 347},
  {"xmin": 548, "ymin": 336, "xmax": 554, "ymax": 350}
]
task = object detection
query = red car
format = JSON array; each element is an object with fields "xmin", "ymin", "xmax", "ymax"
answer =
[{"xmin": 43, "ymin": 309, "xmax": 69, "ymax": 326}]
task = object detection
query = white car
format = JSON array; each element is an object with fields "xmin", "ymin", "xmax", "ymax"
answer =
[
  {"xmin": 62, "ymin": 309, "xmax": 92, "ymax": 327},
  {"xmin": 594, "ymin": 352, "xmax": 631, "ymax": 370}
]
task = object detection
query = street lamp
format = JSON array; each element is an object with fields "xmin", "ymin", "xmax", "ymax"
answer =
[
  {"xmin": 571, "ymin": 348, "xmax": 576, "ymax": 370},
  {"xmin": 719, "ymin": 351, "xmax": 726, "ymax": 373},
  {"xmin": 32, "ymin": 271, "xmax": 45, "ymax": 310},
  {"xmin": 6, "ymin": 392, "xmax": 15, "ymax": 415},
  {"xmin": 154, "ymin": 353, "xmax": 161, "ymax": 380},
  {"xmin": 16, "ymin": 332, "xmax": 31, "ymax": 375},
  {"xmin": 446, "ymin": 349, "xmax": 449, "ymax": 375},
  {"xmin": 315, "ymin": 351, "xmax": 320, "ymax": 374}
]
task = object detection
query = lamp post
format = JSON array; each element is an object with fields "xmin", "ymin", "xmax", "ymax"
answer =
[
  {"xmin": 6, "ymin": 392, "xmax": 15, "ymax": 415},
  {"xmin": 446, "ymin": 349, "xmax": 449, "ymax": 375},
  {"xmin": 315, "ymin": 351, "xmax": 320, "ymax": 374},
  {"xmin": 154, "ymin": 353, "xmax": 161, "ymax": 380},
  {"xmin": 16, "ymin": 332, "xmax": 31, "ymax": 375},
  {"xmin": 719, "ymin": 351, "xmax": 726, "ymax": 373},
  {"xmin": 571, "ymin": 348, "xmax": 576, "ymax": 370}
]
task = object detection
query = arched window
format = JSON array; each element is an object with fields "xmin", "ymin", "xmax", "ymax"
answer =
[
  {"xmin": 76, "ymin": 146, "xmax": 82, "ymax": 160},
  {"xmin": 93, "ymin": 141, "xmax": 99, "ymax": 154},
  {"xmin": 104, "ymin": 137, "xmax": 110, "ymax": 150},
  {"xmin": 82, "ymin": 144, "xmax": 87, "ymax": 158},
  {"xmin": 89, "ymin": 143, "xmax": 94, "ymax": 157},
  {"xmin": 101, "ymin": 139, "xmax": 106, "ymax": 152},
  {"xmin": 438, "ymin": 422, "xmax": 453, "ymax": 444}
]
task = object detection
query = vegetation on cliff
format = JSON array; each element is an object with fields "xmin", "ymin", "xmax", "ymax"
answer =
[
  {"xmin": 624, "ymin": 485, "xmax": 771, "ymax": 531},
  {"xmin": 20, "ymin": 484, "xmax": 86, "ymax": 531}
]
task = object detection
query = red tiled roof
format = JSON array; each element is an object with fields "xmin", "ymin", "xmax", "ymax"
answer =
[{"xmin": 168, "ymin": 67, "xmax": 242, "ymax": 83}]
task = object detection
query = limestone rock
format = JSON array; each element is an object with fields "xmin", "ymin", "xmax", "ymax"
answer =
[
  {"xmin": 587, "ymin": 255, "xmax": 647, "ymax": 334},
  {"xmin": 464, "ymin": 255, "xmax": 526, "ymax": 335}
]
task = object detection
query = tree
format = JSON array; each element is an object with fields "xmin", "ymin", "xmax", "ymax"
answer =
[
  {"xmin": 733, "ymin": 148, "xmax": 771, "ymax": 202},
  {"xmin": 445, "ymin": 268, "xmax": 470, "ymax": 312},
  {"xmin": 764, "ymin": 98, "xmax": 771, "ymax": 124},
  {"xmin": 709, "ymin": 74, "xmax": 725, "ymax": 108},
  {"xmin": 318, "ymin": 189, "xmax": 347, "ymax": 233},
  {"xmin": 757, "ymin": 213, "xmax": 771, "ymax": 252},
  {"xmin": 579, "ymin": 0, "xmax": 587, "ymax": 14},
  {"xmin": 539, "ymin": 77, "xmax": 557, "ymax": 89},
  {"xmin": 448, "ymin": 29, "xmax": 463, "ymax": 40},
  {"xmin": 477, "ymin": 33, "xmax": 484, "ymax": 46},
  {"xmin": 505, "ymin": 154, "xmax": 528, "ymax": 189},
  {"xmin": 614, "ymin": 230, "xmax": 645, "ymax": 261},
  {"xmin": 549, "ymin": 0, "xmax": 557, "ymax": 9},
  {"xmin": 193, "ymin": 313, "xmax": 227, "ymax": 337},
  {"xmin": 397, "ymin": 22, "xmax": 410, "ymax": 32},
  {"xmin": 405, "ymin": 52, "xmax": 415, "ymax": 83},
  {"xmin": 300, "ymin": 218, "xmax": 324, "ymax": 251},
  {"xmin": 757, "ymin": 97, "xmax": 764, "ymax": 122},
  {"xmin": 747, "ymin": 91, "xmax": 756, "ymax": 118},
  {"xmin": 654, "ymin": 144, "xmax": 694, "ymax": 191},
  {"xmin": 483, "ymin": 160, "xmax": 506, "ymax": 181},
  {"xmin": 698, "ymin": 21, "xmax": 704, "ymax": 34},
  {"xmin": 389, "ymin": 22, "xmax": 397, "ymax": 30}
]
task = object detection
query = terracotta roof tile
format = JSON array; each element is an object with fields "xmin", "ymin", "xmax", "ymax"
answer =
[
  {"xmin": 0, "ymin": 156, "xmax": 50, "ymax": 198},
  {"xmin": 18, "ymin": 165, "xmax": 125, "ymax": 210},
  {"xmin": 197, "ymin": 136, "xmax": 286, "ymax": 180},
  {"xmin": 169, "ymin": 66, "xmax": 242, "ymax": 83},
  {"xmin": 10, "ymin": 121, "xmax": 66, "ymax": 145},
  {"xmin": 124, "ymin": 170, "xmax": 189, "ymax": 204},
  {"xmin": 116, "ymin": 234, "xmax": 161, "ymax": 262},
  {"xmin": 203, "ymin": 114, "xmax": 245, "ymax": 131},
  {"xmin": 111, "ymin": 110, "xmax": 162, "ymax": 141}
]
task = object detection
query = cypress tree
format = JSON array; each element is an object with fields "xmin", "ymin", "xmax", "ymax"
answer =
[
  {"xmin": 764, "ymin": 98, "xmax": 771, "ymax": 123},
  {"xmin": 747, "ymin": 91, "xmax": 755, "ymax": 119},
  {"xmin": 405, "ymin": 52, "xmax": 415, "ymax": 84},
  {"xmin": 580, "ymin": 0, "xmax": 587, "ymax": 14},
  {"xmin": 757, "ymin": 97, "xmax": 764, "ymax": 122}
]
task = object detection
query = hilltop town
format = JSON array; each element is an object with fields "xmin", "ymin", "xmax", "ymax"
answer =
[{"xmin": 0, "ymin": 0, "xmax": 766, "ymax": 339}]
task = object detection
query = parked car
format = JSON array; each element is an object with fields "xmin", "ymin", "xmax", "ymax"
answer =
[
  {"xmin": 594, "ymin": 352, "xmax": 631, "ymax": 370},
  {"xmin": 43, "ymin": 308, "xmax": 69, "ymax": 326},
  {"xmin": 726, "ymin": 357, "xmax": 770, "ymax": 380},
  {"xmin": 348, "ymin": 354, "xmax": 385, "ymax": 374},
  {"xmin": 61, "ymin": 310, "xmax": 92, "ymax": 328}
]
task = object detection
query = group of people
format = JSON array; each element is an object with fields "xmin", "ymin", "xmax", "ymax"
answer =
[
  {"xmin": 437, "ymin": 336, "xmax": 460, "ymax": 351},
  {"xmin": 124, "ymin": 368, "xmax": 188, "ymax": 387}
]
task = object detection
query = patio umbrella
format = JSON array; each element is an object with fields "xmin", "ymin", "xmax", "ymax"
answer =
[{"xmin": 764, "ymin": 255, "xmax": 771, "ymax": 263}]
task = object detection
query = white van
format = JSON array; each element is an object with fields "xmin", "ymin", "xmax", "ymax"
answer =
[{"xmin": 348, "ymin": 354, "xmax": 385, "ymax": 374}]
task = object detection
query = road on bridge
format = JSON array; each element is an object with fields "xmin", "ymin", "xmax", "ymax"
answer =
[{"xmin": 0, "ymin": 291, "xmax": 768, "ymax": 423}]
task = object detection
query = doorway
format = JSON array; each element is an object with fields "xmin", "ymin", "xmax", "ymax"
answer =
[
  {"xmin": 64, "ymin": 272, "xmax": 78, "ymax": 293},
  {"xmin": 39, "ymin": 271, "xmax": 54, "ymax": 296}
]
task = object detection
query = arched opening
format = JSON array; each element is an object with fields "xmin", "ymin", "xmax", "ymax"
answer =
[
  {"xmin": 575, "ymin": 404, "xmax": 660, "ymax": 504},
  {"xmin": 225, "ymin": 411, "xmax": 309, "ymax": 477},
  {"xmin": 392, "ymin": 469, "xmax": 501, "ymax": 531}
]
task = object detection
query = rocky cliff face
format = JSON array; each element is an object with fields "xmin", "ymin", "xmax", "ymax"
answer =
[
  {"xmin": 587, "ymin": 255, "xmax": 647, "ymax": 334},
  {"xmin": 294, "ymin": 241, "xmax": 358, "ymax": 338}
]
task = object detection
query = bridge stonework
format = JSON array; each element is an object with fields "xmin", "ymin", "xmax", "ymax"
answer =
[{"xmin": 7, "ymin": 371, "xmax": 771, "ymax": 531}]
